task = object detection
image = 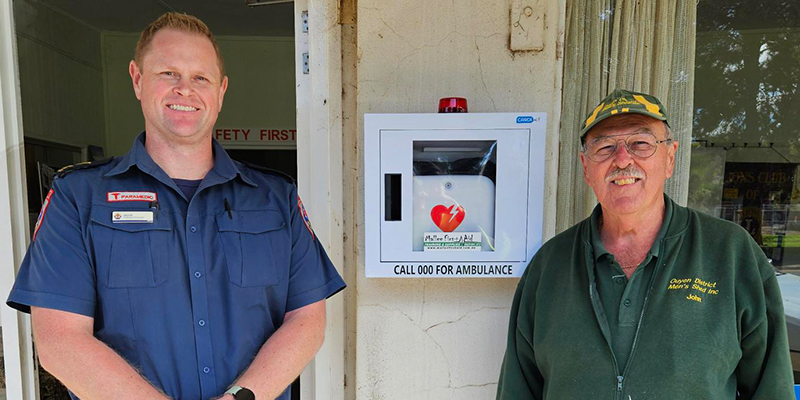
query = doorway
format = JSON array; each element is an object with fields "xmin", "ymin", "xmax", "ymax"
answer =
[{"xmin": 9, "ymin": 0, "xmax": 299, "ymax": 398}]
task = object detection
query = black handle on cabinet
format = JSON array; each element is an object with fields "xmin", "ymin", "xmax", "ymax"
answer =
[{"xmin": 385, "ymin": 174, "xmax": 401, "ymax": 221}]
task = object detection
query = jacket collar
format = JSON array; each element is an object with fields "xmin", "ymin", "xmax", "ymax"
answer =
[
  {"xmin": 588, "ymin": 195, "xmax": 675, "ymax": 262},
  {"xmin": 582, "ymin": 194, "xmax": 691, "ymax": 269}
]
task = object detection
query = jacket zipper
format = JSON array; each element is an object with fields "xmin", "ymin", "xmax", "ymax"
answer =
[
  {"xmin": 588, "ymin": 283, "xmax": 624, "ymax": 400},
  {"xmin": 587, "ymin": 237, "xmax": 667, "ymax": 400},
  {"xmin": 615, "ymin": 240, "xmax": 666, "ymax": 399}
]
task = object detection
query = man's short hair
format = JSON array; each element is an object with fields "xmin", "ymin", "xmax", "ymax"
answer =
[{"xmin": 135, "ymin": 12, "xmax": 226, "ymax": 77}]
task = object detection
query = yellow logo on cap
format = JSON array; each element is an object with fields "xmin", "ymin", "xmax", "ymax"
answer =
[
  {"xmin": 584, "ymin": 102, "xmax": 605, "ymax": 128},
  {"xmin": 632, "ymin": 94, "xmax": 662, "ymax": 116}
]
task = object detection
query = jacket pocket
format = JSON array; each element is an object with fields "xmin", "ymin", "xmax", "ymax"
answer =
[
  {"xmin": 216, "ymin": 209, "xmax": 289, "ymax": 287},
  {"xmin": 89, "ymin": 206, "xmax": 172, "ymax": 288}
]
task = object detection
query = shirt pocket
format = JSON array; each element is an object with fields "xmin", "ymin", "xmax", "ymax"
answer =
[
  {"xmin": 216, "ymin": 209, "xmax": 289, "ymax": 287},
  {"xmin": 89, "ymin": 206, "xmax": 172, "ymax": 288}
]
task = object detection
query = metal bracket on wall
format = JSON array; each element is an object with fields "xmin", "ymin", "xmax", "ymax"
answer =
[
  {"xmin": 302, "ymin": 53, "xmax": 309, "ymax": 74},
  {"xmin": 510, "ymin": 0, "xmax": 545, "ymax": 52},
  {"xmin": 302, "ymin": 11, "xmax": 309, "ymax": 32}
]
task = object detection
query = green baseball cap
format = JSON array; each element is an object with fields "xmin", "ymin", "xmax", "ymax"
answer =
[{"xmin": 580, "ymin": 88, "xmax": 669, "ymax": 138}]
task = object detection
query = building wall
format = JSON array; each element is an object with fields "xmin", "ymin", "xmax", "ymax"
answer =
[
  {"xmin": 353, "ymin": 1, "xmax": 565, "ymax": 398},
  {"xmin": 102, "ymin": 33, "xmax": 297, "ymax": 156},
  {"xmin": 13, "ymin": 0, "xmax": 106, "ymax": 149}
]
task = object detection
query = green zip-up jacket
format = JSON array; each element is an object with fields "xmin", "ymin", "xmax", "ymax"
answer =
[{"xmin": 497, "ymin": 197, "xmax": 794, "ymax": 399}]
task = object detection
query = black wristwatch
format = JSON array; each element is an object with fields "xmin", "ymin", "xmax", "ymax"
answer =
[{"xmin": 225, "ymin": 385, "xmax": 255, "ymax": 400}]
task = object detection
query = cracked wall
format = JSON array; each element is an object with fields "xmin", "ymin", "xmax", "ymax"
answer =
[{"xmin": 354, "ymin": 0, "xmax": 565, "ymax": 399}]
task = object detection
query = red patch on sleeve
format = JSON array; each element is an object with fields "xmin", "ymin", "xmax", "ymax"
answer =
[
  {"xmin": 33, "ymin": 188, "xmax": 54, "ymax": 241},
  {"xmin": 298, "ymin": 196, "xmax": 315, "ymax": 241}
]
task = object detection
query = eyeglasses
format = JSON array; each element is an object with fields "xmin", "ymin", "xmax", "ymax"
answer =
[{"xmin": 583, "ymin": 132, "xmax": 673, "ymax": 162}]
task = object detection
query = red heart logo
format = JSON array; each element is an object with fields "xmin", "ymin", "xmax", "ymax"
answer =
[{"xmin": 430, "ymin": 204, "xmax": 466, "ymax": 232}]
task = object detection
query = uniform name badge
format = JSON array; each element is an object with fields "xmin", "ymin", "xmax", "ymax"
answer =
[{"xmin": 112, "ymin": 211, "xmax": 154, "ymax": 223}]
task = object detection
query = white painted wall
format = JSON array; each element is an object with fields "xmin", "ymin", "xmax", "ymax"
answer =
[
  {"xmin": 13, "ymin": 0, "xmax": 106, "ymax": 149},
  {"xmin": 295, "ymin": 1, "xmax": 347, "ymax": 398},
  {"xmin": 353, "ymin": 1, "xmax": 565, "ymax": 398},
  {"xmin": 1, "ymin": 0, "xmax": 38, "ymax": 397},
  {"xmin": 102, "ymin": 33, "xmax": 296, "ymax": 156}
]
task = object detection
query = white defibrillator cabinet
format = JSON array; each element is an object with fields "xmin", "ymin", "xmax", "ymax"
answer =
[{"xmin": 364, "ymin": 113, "xmax": 547, "ymax": 278}]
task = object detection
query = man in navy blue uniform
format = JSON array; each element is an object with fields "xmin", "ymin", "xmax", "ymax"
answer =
[{"xmin": 7, "ymin": 12, "xmax": 345, "ymax": 400}]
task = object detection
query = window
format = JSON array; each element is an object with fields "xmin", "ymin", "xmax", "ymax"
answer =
[
  {"xmin": 690, "ymin": 1, "xmax": 800, "ymax": 272},
  {"xmin": 688, "ymin": 0, "xmax": 800, "ymax": 380}
]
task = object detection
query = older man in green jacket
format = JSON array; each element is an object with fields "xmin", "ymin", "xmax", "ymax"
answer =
[{"xmin": 497, "ymin": 89, "xmax": 794, "ymax": 399}]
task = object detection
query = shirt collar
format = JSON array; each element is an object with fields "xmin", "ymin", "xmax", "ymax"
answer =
[
  {"xmin": 105, "ymin": 132, "xmax": 258, "ymax": 187},
  {"xmin": 589, "ymin": 194, "xmax": 674, "ymax": 262}
]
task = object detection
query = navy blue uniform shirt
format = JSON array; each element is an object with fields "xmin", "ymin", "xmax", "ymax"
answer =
[{"xmin": 8, "ymin": 133, "xmax": 346, "ymax": 400}]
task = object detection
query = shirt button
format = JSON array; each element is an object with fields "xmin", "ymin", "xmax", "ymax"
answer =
[
  {"xmin": 614, "ymin": 277, "xmax": 624, "ymax": 284},
  {"xmin": 203, "ymin": 367, "xmax": 210, "ymax": 374},
  {"xmin": 623, "ymin": 299, "xmax": 632, "ymax": 307},
  {"xmin": 190, "ymin": 226, "xmax": 197, "ymax": 233},
  {"xmin": 198, "ymin": 319, "xmax": 206, "ymax": 326},
  {"xmin": 194, "ymin": 271, "xmax": 202, "ymax": 278}
]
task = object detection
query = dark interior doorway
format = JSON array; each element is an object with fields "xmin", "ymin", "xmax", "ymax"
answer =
[{"xmin": 226, "ymin": 149, "xmax": 298, "ymax": 180}]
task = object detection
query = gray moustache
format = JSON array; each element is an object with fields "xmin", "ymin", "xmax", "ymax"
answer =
[{"xmin": 605, "ymin": 166, "xmax": 645, "ymax": 182}]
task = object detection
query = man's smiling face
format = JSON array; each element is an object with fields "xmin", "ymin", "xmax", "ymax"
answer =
[
  {"xmin": 580, "ymin": 114, "xmax": 678, "ymax": 219},
  {"xmin": 129, "ymin": 28, "xmax": 228, "ymax": 145}
]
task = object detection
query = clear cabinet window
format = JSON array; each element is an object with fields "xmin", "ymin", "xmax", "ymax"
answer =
[{"xmin": 411, "ymin": 140, "xmax": 497, "ymax": 252}]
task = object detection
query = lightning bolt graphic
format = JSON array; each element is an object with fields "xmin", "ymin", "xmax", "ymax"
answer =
[{"xmin": 448, "ymin": 205, "xmax": 461, "ymax": 223}]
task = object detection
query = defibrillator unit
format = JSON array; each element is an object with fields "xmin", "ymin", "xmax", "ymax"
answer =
[{"xmin": 364, "ymin": 112, "xmax": 547, "ymax": 277}]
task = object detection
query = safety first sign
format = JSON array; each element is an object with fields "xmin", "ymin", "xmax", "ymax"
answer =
[{"xmin": 214, "ymin": 127, "xmax": 297, "ymax": 148}]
